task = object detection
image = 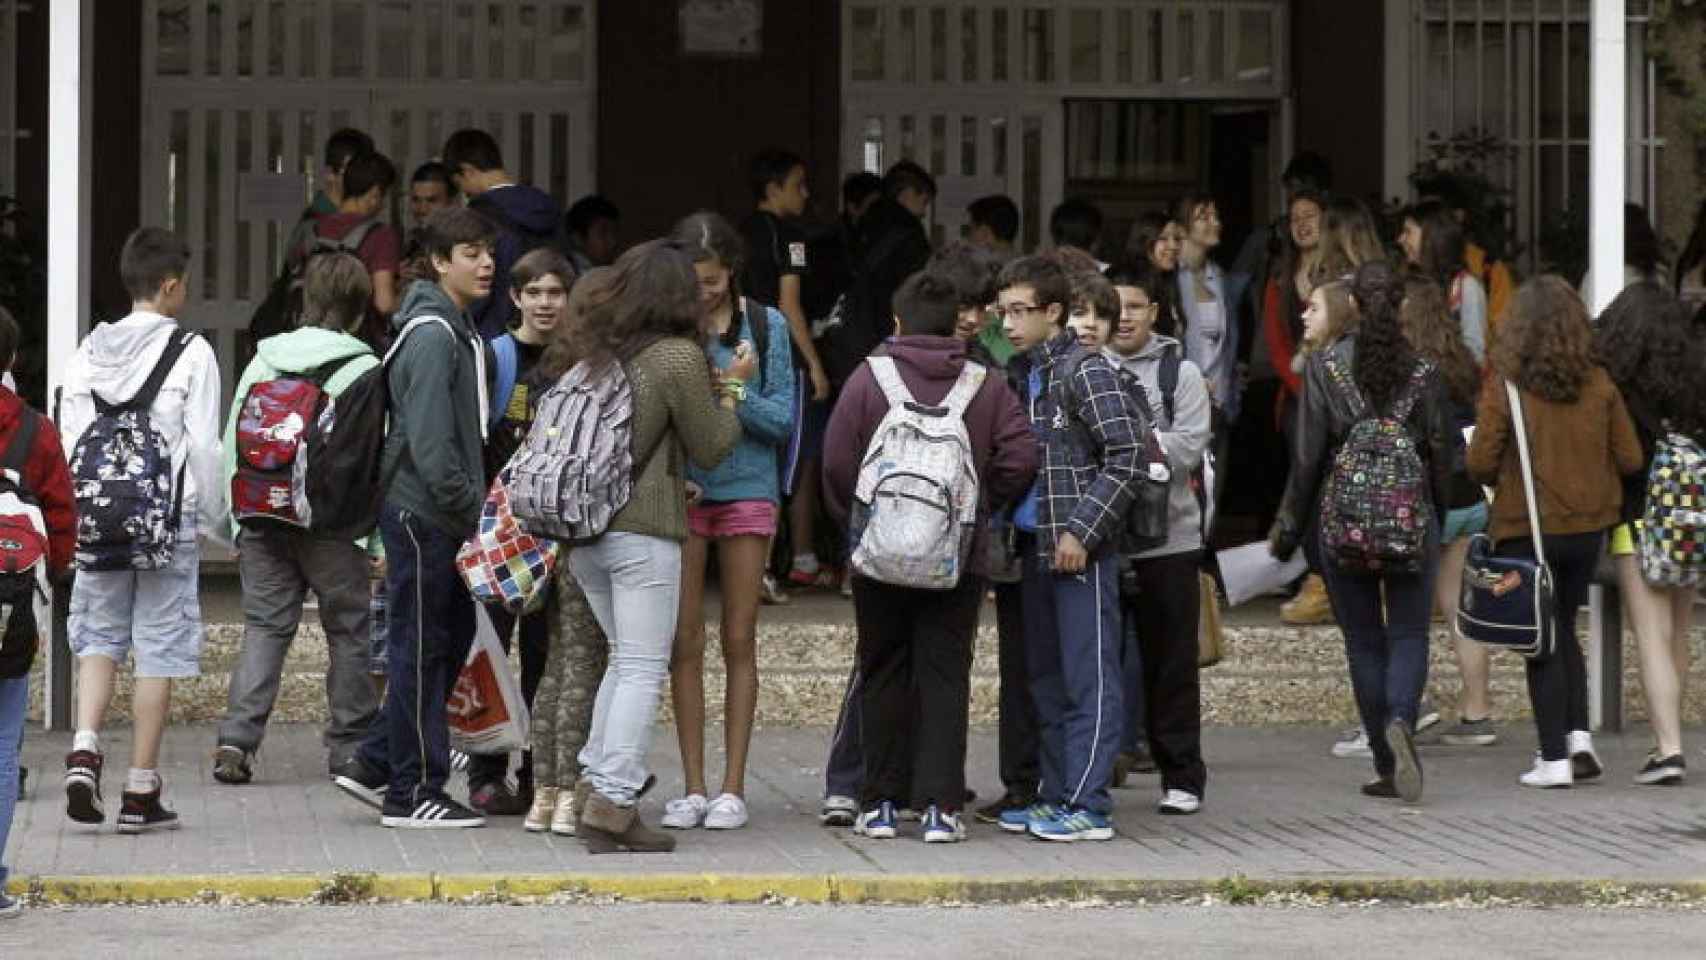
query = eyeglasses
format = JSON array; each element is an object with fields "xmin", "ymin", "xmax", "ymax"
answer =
[{"xmin": 995, "ymin": 303, "xmax": 1046, "ymax": 321}]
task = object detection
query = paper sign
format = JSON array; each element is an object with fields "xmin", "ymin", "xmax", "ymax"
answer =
[
  {"xmin": 240, "ymin": 172, "xmax": 309, "ymax": 223},
  {"xmin": 679, "ymin": 0, "xmax": 762, "ymax": 56},
  {"xmin": 1216, "ymin": 540, "xmax": 1308, "ymax": 608}
]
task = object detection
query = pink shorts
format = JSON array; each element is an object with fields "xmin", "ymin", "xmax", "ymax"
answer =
[{"xmin": 687, "ymin": 500, "xmax": 777, "ymax": 539}]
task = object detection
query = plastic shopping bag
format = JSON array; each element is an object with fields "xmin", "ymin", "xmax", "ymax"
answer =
[{"xmin": 446, "ymin": 605, "xmax": 530, "ymax": 754}]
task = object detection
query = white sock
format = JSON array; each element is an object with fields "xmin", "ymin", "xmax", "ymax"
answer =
[
  {"xmin": 72, "ymin": 730, "xmax": 99, "ymax": 754},
  {"xmin": 792, "ymin": 552, "xmax": 820, "ymax": 575},
  {"xmin": 126, "ymin": 768, "xmax": 160, "ymax": 794}
]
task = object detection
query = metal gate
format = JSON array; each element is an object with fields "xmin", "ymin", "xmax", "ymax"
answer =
[
  {"xmin": 0, "ymin": 0, "xmax": 25, "ymax": 199},
  {"xmin": 140, "ymin": 0, "xmax": 597, "ymax": 403}
]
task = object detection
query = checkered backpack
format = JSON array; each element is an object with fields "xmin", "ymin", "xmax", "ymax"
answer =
[
  {"xmin": 1317, "ymin": 355, "xmax": 1434, "ymax": 575},
  {"xmin": 1637, "ymin": 427, "xmax": 1706, "ymax": 587},
  {"xmin": 456, "ymin": 468, "xmax": 560, "ymax": 613}
]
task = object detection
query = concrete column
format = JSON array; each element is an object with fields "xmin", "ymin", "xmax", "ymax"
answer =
[{"xmin": 1586, "ymin": 1, "xmax": 1626, "ymax": 315}]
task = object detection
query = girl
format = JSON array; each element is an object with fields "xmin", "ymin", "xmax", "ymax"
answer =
[
  {"xmin": 1400, "ymin": 201, "xmax": 1487, "ymax": 363},
  {"xmin": 1316, "ymin": 197, "xmax": 1386, "ymax": 282},
  {"xmin": 1125, "ymin": 211, "xmax": 1186, "ymax": 338}
]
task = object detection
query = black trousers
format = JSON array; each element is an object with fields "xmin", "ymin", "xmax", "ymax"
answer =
[
  {"xmin": 1500, "ymin": 531, "xmax": 1602, "ymax": 761},
  {"xmin": 1119, "ymin": 551, "xmax": 1208, "ymax": 797},
  {"xmin": 853, "ymin": 575, "xmax": 983, "ymax": 811},
  {"xmin": 994, "ymin": 578, "xmax": 1039, "ymax": 797}
]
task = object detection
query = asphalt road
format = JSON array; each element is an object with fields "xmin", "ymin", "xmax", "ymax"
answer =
[{"xmin": 3, "ymin": 903, "xmax": 1704, "ymax": 958}]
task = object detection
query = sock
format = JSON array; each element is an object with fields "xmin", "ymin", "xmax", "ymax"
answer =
[
  {"xmin": 126, "ymin": 767, "xmax": 160, "ymax": 794},
  {"xmin": 72, "ymin": 730, "xmax": 99, "ymax": 754},
  {"xmin": 791, "ymin": 552, "xmax": 820, "ymax": 575}
]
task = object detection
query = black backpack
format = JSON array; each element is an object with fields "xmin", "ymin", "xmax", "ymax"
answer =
[{"xmin": 249, "ymin": 218, "xmax": 381, "ymax": 344}]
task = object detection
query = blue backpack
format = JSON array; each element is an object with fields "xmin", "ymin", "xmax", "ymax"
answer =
[{"xmin": 69, "ymin": 332, "xmax": 197, "ymax": 571}]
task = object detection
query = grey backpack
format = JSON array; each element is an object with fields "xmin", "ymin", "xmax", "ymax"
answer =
[{"xmin": 507, "ymin": 358, "xmax": 651, "ymax": 542}]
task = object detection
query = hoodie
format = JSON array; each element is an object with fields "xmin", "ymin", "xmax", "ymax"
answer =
[
  {"xmin": 468, "ymin": 184, "xmax": 565, "ymax": 339},
  {"xmin": 221, "ymin": 326, "xmax": 380, "ymax": 542},
  {"xmin": 822, "ymin": 336, "xmax": 1038, "ymax": 577},
  {"xmin": 58, "ymin": 312, "xmax": 227, "ymax": 547},
  {"xmin": 382, "ymin": 280, "xmax": 489, "ymax": 538},
  {"xmin": 1103, "ymin": 334, "xmax": 1212, "ymax": 559}
]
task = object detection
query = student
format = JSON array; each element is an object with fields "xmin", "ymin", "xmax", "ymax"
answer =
[
  {"xmin": 823, "ymin": 268, "xmax": 1036, "ymax": 843},
  {"xmin": 442, "ymin": 128, "xmax": 565, "ymax": 339},
  {"xmin": 1050, "ymin": 198, "xmax": 1107, "ymax": 269},
  {"xmin": 1399, "ymin": 201, "xmax": 1487, "ymax": 363},
  {"xmin": 1066, "ymin": 270, "xmax": 1118, "ymax": 350},
  {"xmin": 823, "ymin": 160, "xmax": 937, "ymax": 387},
  {"xmin": 966, "ymin": 195, "xmax": 1021, "ymax": 262},
  {"xmin": 1175, "ymin": 193, "xmax": 1244, "ymax": 424},
  {"xmin": 842, "ymin": 173, "xmax": 884, "ymax": 227},
  {"xmin": 332, "ymin": 206, "xmax": 497, "ymax": 828},
  {"xmin": 310, "ymin": 151, "xmax": 403, "ymax": 327},
  {"xmin": 1124, "ymin": 212, "xmax": 1186, "ymax": 338},
  {"xmin": 663, "ymin": 213, "xmax": 795, "ymax": 832},
  {"xmin": 995, "ymin": 255, "xmax": 1143, "ymax": 841},
  {"xmin": 60, "ymin": 227, "xmax": 226, "ymax": 833},
  {"xmin": 566, "ymin": 241, "xmax": 746, "ymax": 854},
  {"xmin": 0, "ymin": 304, "xmax": 75, "ymax": 917},
  {"xmin": 1104, "ymin": 262, "xmax": 1213, "ymax": 814},
  {"xmin": 310, "ymin": 128, "xmax": 375, "ymax": 216},
  {"xmin": 408, "ymin": 161, "xmax": 457, "ymax": 229},
  {"xmin": 465, "ymin": 247, "xmax": 578, "ymax": 816},
  {"xmin": 562, "ymin": 194, "xmax": 621, "ymax": 275},
  {"xmin": 212, "ymin": 253, "xmax": 383, "ymax": 786}
]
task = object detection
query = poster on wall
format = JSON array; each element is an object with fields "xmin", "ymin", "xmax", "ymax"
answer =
[{"xmin": 679, "ymin": 0, "xmax": 762, "ymax": 57}]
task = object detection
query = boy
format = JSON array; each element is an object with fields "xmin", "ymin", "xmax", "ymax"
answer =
[
  {"xmin": 308, "ymin": 151, "xmax": 403, "ymax": 320},
  {"xmin": 1104, "ymin": 263, "xmax": 1212, "ymax": 815},
  {"xmin": 442, "ymin": 128, "xmax": 564, "ymax": 339},
  {"xmin": 823, "ymin": 268, "xmax": 1037, "ymax": 842},
  {"xmin": 966, "ymin": 195, "xmax": 1020, "ymax": 262},
  {"xmin": 1066, "ymin": 270, "xmax": 1118, "ymax": 350},
  {"xmin": 212, "ymin": 253, "xmax": 383, "ymax": 786},
  {"xmin": 466, "ymin": 247, "xmax": 575, "ymax": 815},
  {"xmin": 332, "ymin": 206, "xmax": 495, "ymax": 829},
  {"xmin": 60, "ymin": 226, "xmax": 226, "ymax": 832},
  {"xmin": 0, "ymin": 304, "xmax": 75, "ymax": 916},
  {"xmin": 996, "ymin": 255, "xmax": 1143, "ymax": 841}
]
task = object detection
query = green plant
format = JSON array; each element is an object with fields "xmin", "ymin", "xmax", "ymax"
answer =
[
  {"xmin": 1407, "ymin": 128, "xmax": 1522, "ymax": 266},
  {"xmin": 0, "ymin": 196, "xmax": 46, "ymax": 407},
  {"xmin": 1537, "ymin": 207, "xmax": 1590, "ymax": 288},
  {"xmin": 1651, "ymin": 1, "xmax": 1706, "ymax": 165}
]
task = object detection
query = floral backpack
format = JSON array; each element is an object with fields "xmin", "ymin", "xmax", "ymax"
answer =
[{"xmin": 1317, "ymin": 355, "xmax": 1434, "ymax": 575}]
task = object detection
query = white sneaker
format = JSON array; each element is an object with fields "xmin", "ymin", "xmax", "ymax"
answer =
[
  {"xmin": 819, "ymin": 794, "xmax": 858, "ymax": 827},
  {"xmin": 1519, "ymin": 756, "xmax": 1574, "ymax": 789},
  {"xmin": 660, "ymin": 793, "xmax": 709, "ymax": 829},
  {"xmin": 1416, "ymin": 702, "xmax": 1442, "ymax": 735},
  {"xmin": 1158, "ymin": 789, "xmax": 1201, "ymax": 815},
  {"xmin": 1567, "ymin": 730, "xmax": 1603, "ymax": 782},
  {"xmin": 703, "ymin": 792, "xmax": 749, "ymax": 830},
  {"xmin": 1331, "ymin": 726, "xmax": 1372, "ymax": 759}
]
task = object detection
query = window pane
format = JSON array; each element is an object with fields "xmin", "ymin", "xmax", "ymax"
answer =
[
  {"xmin": 961, "ymin": 115, "xmax": 978, "ymax": 176},
  {"xmin": 992, "ymin": 8, "xmax": 1010, "ymax": 82},
  {"xmin": 899, "ymin": 8, "xmax": 917, "ymax": 83},
  {"xmin": 1022, "ymin": 116, "xmax": 1043, "ymax": 250},
  {"xmin": 863, "ymin": 116, "xmax": 885, "ymax": 173},
  {"xmin": 1235, "ymin": 9, "xmax": 1272, "ymax": 83},
  {"xmin": 1178, "ymin": 10, "xmax": 1195, "ymax": 83},
  {"xmin": 991, "ymin": 116, "xmax": 1008, "ymax": 178},
  {"xmin": 1116, "ymin": 9, "xmax": 1134, "ymax": 84},
  {"xmin": 962, "ymin": 8, "xmax": 978, "ymax": 82},
  {"xmin": 1024, "ymin": 8, "xmax": 1053, "ymax": 84},
  {"xmin": 378, "ymin": 1, "xmax": 413, "ymax": 79},
  {"xmin": 1070, "ymin": 9, "xmax": 1101, "ymax": 83},
  {"xmin": 1207, "ymin": 9, "xmax": 1224, "ymax": 83},
  {"xmin": 851, "ymin": 7, "xmax": 885, "ymax": 83},
  {"xmin": 331, "ymin": 1, "xmax": 365, "ymax": 79},
  {"xmin": 157, "ymin": 1, "xmax": 191, "ymax": 76},
  {"xmin": 930, "ymin": 7, "xmax": 947, "ymax": 83},
  {"xmin": 548, "ymin": 3, "xmax": 586, "ymax": 82},
  {"xmin": 931, "ymin": 115, "xmax": 947, "ymax": 174}
]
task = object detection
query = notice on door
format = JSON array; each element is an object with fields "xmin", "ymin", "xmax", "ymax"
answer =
[
  {"xmin": 240, "ymin": 172, "xmax": 309, "ymax": 223},
  {"xmin": 679, "ymin": 0, "xmax": 761, "ymax": 56}
]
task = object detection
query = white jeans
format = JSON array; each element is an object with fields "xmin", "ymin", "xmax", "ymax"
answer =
[{"xmin": 570, "ymin": 532, "xmax": 682, "ymax": 805}]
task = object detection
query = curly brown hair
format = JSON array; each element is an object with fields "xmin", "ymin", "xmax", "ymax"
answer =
[
  {"xmin": 1400, "ymin": 276, "xmax": 1479, "ymax": 407},
  {"xmin": 566, "ymin": 239, "xmax": 702, "ymax": 369},
  {"xmin": 1490, "ymin": 275, "xmax": 1596, "ymax": 403}
]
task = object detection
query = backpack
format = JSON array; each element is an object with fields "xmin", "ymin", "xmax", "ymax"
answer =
[
  {"xmin": 1637, "ymin": 426, "xmax": 1706, "ymax": 587},
  {"xmin": 249, "ymin": 218, "xmax": 380, "ymax": 344},
  {"xmin": 489, "ymin": 334, "xmax": 519, "ymax": 433},
  {"xmin": 508, "ymin": 358, "xmax": 657, "ymax": 542},
  {"xmin": 847, "ymin": 356, "xmax": 985, "ymax": 590},
  {"xmin": 1317, "ymin": 355, "xmax": 1434, "ymax": 574},
  {"xmin": 0, "ymin": 412, "xmax": 50, "ymax": 678},
  {"xmin": 69, "ymin": 332, "xmax": 197, "ymax": 571},
  {"xmin": 231, "ymin": 358, "xmax": 361, "ymax": 530},
  {"xmin": 1049, "ymin": 347, "xmax": 1172, "ymax": 555}
]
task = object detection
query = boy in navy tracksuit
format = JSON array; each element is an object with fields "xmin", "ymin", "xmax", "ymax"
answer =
[{"xmin": 994, "ymin": 256, "xmax": 1144, "ymax": 841}]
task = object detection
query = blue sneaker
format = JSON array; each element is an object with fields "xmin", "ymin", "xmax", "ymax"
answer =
[
  {"xmin": 854, "ymin": 800, "xmax": 898, "ymax": 839},
  {"xmin": 921, "ymin": 805, "xmax": 966, "ymax": 844},
  {"xmin": 1028, "ymin": 806, "xmax": 1115, "ymax": 842},
  {"xmin": 997, "ymin": 801, "xmax": 1059, "ymax": 834}
]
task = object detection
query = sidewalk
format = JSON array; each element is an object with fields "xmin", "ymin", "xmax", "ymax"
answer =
[{"xmin": 8, "ymin": 723, "xmax": 1706, "ymax": 901}]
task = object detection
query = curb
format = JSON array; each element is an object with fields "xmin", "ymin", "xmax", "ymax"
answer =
[{"xmin": 11, "ymin": 872, "xmax": 1706, "ymax": 907}]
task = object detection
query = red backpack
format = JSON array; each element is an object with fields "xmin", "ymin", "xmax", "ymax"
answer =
[{"xmin": 232, "ymin": 360, "xmax": 352, "ymax": 529}]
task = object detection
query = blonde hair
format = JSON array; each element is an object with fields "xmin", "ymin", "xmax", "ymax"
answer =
[
  {"xmin": 301, "ymin": 252, "xmax": 372, "ymax": 334},
  {"xmin": 1296, "ymin": 280, "xmax": 1357, "ymax": 366}
]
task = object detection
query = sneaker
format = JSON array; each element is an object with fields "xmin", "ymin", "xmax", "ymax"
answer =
[
  {"xmin": 1157, "ymin": 788, "xmax": 1201, "ymax": 815},
  {"xmin": 469, "ymin": 781, "xmax": 531, "ymax": 816},
  {"xmin": 703, "ymin": 793, "xmax": 749, "ymax": 830},
  {"xmin": 760, "ymin": 574, "xmax": 791, "ymax": 605},
  {"xmin": 1028, "ymin": 806, "xmax": 1114, "ymax": 842},
  {"xmin": 0, "ymin": 892, "xmax": 19, "ymax": 919},
  {"xmin": 1360, "ymin": 777, "xmax": 1399, "ymax": 799},
  {"xmin": 1331, "ymin": 727, "xmax": 1372, "ymax": 759},
  {"xmin": 921, "ymin": 805, "xmax": 966, "ymax": 843},
  {"xmin": 854, "ymin": 800, "xmax": 898, "ymax": 839},
  {"xmin": 1568, "ymin": 730, "xmax": 1603, "ymax": 782},
  {"xmin": 1634, "ymin": 752, "xmax": 1686, "ymax": 786},
  {"xmin": 381, "ymin": 793, "xmax": 487, "ymax": 829},
  {"xmin": 661, "ymin": 793, "xmax": 709, "ymax": 829},
  {"xmin": 449, "ymin": 748, "xmax": 471, "ymax": 772},
  {"xmin": 17, "ymin": 766, "xmax": 25, "ymax": 800},
  {"xmin": 63, "ymin": 749, "xmax": 105, "ymax": 824},
  {"xmin": 1519, "ymin": 756, "xmax": 1573, "ymax": 789},
  {"xmin": 331, "ymin": 755, "xmax": 388, "ymax": 810},
  {"xmin": 212, "ymin": 745, "xmax": 254, "ymax": 785},
  {"xmin": 1386, "ymin": 719, "xmax": 1424, "ymax": 803},
  {"xmin": 1416, "ymin": 702, "xmax": 1442, "ymax": 735},
  {"xmin": 820, "ymin": 794, "xmax": 858, "ymax": 827},
  {"xmin": 998, "ymin": 801, "xmax": 1061, "ymax": 835},
  {"xmin": 1440, "ymin": 717, "xmax": 1499, "ymax": 746},
  {"xmin": 974, "ymin": 792, "xmax": 1036, "ymax": 826},
  {"xmin": 525, "ymin": 786, "xmax": 561, "ymax": 833},
  {"xmin": 117, "ymin": 786, "xmax": 181, "ymax": 834}
]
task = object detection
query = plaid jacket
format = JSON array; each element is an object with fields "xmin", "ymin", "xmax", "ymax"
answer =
[{"xmin": 1014, "ymin": 331, "xmax": 1145, "ymax": 563}]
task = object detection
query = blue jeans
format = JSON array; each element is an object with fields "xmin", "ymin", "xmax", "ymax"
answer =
[
  {"xmin": 1022, "ymin": 550, "xmax": 1124, "ymax": 815},
  {"xmin": 0, "ymin": 675, "xmax": 27, "ymax": 889},
  {"xmin": 1320, "ymin": 527, "xmax": 1440, "ymax": 778}
]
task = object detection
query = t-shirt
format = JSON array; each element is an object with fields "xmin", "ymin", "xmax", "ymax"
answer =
[
  {"xmin": 741, "ymin": 211, "xmax": 808, "ymax": 310},
  {"xmin": 310, "ymin": 212, "xmax": 402, "ymax": 283},
  {"xmin": 484, "ymin": 336, "xmax": 548, "ymax": 480}
]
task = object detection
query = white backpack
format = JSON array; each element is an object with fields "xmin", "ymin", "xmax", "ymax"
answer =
[
  {"xmin": 508, "ymin": 359, "xmax": 640, "ymax": 542},
  {"xmin": 848, "ymin": 357, "xmax": 986, "ymax": 589}
]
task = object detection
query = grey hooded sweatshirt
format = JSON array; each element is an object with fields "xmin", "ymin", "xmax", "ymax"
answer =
[
  {"xmin": 382, "ymin": 280, "xmax": 489, "ymax": 538},
  {"xmin": 1104, "ymin": 333, "xmax": 1212, "ymax": 559}
]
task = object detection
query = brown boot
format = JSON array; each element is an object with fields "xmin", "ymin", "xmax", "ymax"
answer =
[
  {"xmin": 1280, "ymin": 574, "xmax": 1332, "ymax": 625},
  {"xmin": 579, "ymin": 793, "xmax": 677, "ymax": 854}
]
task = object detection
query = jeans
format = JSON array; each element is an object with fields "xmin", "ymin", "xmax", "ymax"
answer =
[
  {"xmin": 1022, "ymin": 549, "xmax": 1124, "ymax": 815},
  {"xmin": 1500, "ymin": 531, "xmax": 1603, "ymax": 761},
  {"xmin": 355, "ymin": 504, "xmax": 476, "ymax": 808},
  {"xmin": 994, "ymin": 579, "xmax": 1039, "ymax": 796},
  {"xmin": 1120, "ymin": 551, "xmax": 1207, "ymax": 796},
  {"xmin": 220, "ymin": 526, "xmax": 378, "ymax": 768},
  {"xmin": 468, "ymin": 603, "xmax": 550, "ymax": 791},
  {"xmin": 0, "ymin": 675, "xmax": 24, "ymax": 889},
  {"xmin": 571, "ymin": 532, "xmax": 682, "ymax": 806},
  {"xmin": 851, "ymin": 576, "xmax": 983, "ymax": 811},
  {"xmin": 1320, "ymin": 527, "xmax": 1440, "ymax": 778}
]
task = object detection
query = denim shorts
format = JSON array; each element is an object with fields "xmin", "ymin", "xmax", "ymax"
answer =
[
  {"xmin": 67, "ymin": 540, "xmax": 203, "ymax": 678},
  {"xmin": 1441, "ymin": 502, "xmax": 1489, "ymax": 543}
]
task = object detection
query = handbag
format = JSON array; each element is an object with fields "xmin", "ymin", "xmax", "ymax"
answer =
[
  {"xmin": 456, "ymin": 468, "xmax": 561, "ymax": 614},
  {"xmin": 1197, "ymin": 571, "xmax": 1225, "ymax": 668},
  {"xmin": 1455, "ymin": 382, "xmax": 1556, "ymax": 659}
]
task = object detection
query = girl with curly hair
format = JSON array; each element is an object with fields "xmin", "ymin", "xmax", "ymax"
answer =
[{"xmin": 1467, "ymin": 276, "xmax": 1643, "ymax": 788}]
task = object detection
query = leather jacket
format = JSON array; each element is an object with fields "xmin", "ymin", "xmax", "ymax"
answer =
[{"xmin": 1269, "ymin": 335, "xmax": 1455, "ymax": 558}]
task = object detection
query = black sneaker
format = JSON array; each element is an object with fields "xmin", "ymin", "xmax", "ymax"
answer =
[
  {"xmin": 381, "ymin": 793, "xmax": 487, "ymax": 829},
  {"xmin": 331, "ymin": 755, "xmax": 388, "ymax": 810},
  {"xmin": 469, "ymin": 781, "xmax": 531, "ymax": 816},
  {"xmin": 117, "ymin": 786, "xmax": 181, "ymax": 834},
  {"xmin": 1360, "ymin": 777, "xmax": 1399, "ymax": 799},
  {"xmin": 1634, "ymin": 752, "xmax": 1686, "ymax": 786},
  {"xmin": 973, "ymin": 791, "xmax": 1037, "ymax": 825},
  {"xmin": 212, "ymin": 745, "xmax": 254, "ymax": 785},
  {"xmin": 64, "ymin": 749, "xmax": 105, "ymax": 824}
]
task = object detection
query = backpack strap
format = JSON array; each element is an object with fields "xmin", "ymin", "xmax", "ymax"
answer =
[
  {"xmin": 333, "ymin": 218, "xmax": 380, "ymax": 254},
  {"xmin": 1158, "ymin": 342, "xmax": 1182, "ymax": 428},
  {"xmin": 866, "ymin": 356, "xmax": 916, "ymax": 410},
  {"xmin": 941, "ymin": 362, "xmax": 988, "ymax": 418},
  {"xmin": 489, "ymin": 333, "xmax": 519, "ymax": 430},
  {"xmin": 743, "ymin": 297, "xmax": 769, "ymax": 392},
  {"xmin": 1390, "ymin": 360, "xmax": 1431, "ymax": 422},
  {"xmin": 1319, "ymin": 350, "xmax": 1367, "ymax": 418},
  {"xmin": 0, "ymin": 411, "xmax": 40, "ymax": 485},
  {"xmin": 96, "ymin": 331, "xmax": 196, "ymax": 417}
]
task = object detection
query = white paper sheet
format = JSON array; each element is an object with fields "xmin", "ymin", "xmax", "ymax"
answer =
[{"xmin": 1216, "ymin": 540, "xmax": 1308, "ymax": 608}]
